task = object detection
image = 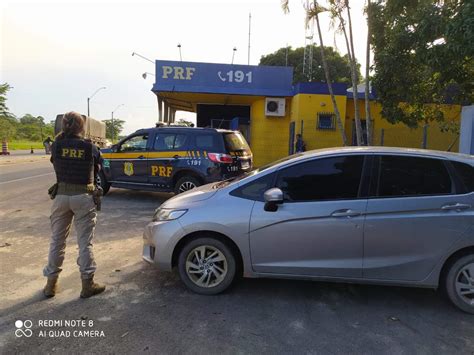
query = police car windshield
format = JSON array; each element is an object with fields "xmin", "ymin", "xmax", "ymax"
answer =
[{"xmin": 212, "ymin": 153, "xmax": 304, "ymax": 189}]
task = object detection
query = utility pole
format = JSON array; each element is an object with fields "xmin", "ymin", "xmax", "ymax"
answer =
[
  {"xmin": 303, "ymin": 11, "xmax": 315, "ymax": 81},
  {"xmin": 131, "ymin": 52, "xmax": 154, "ymax": 64},
  {"xmin": 177, "ymin": 44, "xmax": 182, "ymax": 61},
  {"xmin": 87, "ymin": 86, "xmax": 106, "ymax": 117},
  {"xmin": 232, "ymin": 47, "xmax": 237, "ymax": 64},
  {"xmin": 111, "ymin": 104, "xmax": 124, "ymax": 143},
  {"xmin": 247, "ymin": 13, "xmax": 251, "ymax": 65},
  {"xmin": 111, "ymin": 111, "xmax": 114, "ymax": 143}
]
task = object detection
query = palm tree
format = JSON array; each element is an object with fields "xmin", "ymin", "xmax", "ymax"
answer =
[
  {"xmin": 328, "ymin": 0, "xmax": 363, "ymax": 146},
  {"xmin": 282, "ymin": 0, "xmax": 348, "ymax": 146},
  {"xmin": 345, "ymin": 0, "xmax": 364, "ymax": 146},
  {"xmin": 364, "ymin": 0, "xmax": 373, "ymax": 145}
]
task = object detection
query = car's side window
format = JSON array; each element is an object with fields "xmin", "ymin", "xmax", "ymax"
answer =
[
  {"xmin": 119, "ymin": 134, "xmax": 148, "ymax": 152},
  {"xmin": 230, "ymin": 173, "xmax": 275, "ymax": 202},
  {"xmin": 451, "ymin": 161, "xmax": 474, "ymax": 193},
  {"xmin": 275, "ymin": 155, "xmax": 365, "ymax": 202},
  {"xmin": 375, "ymin": 155, "xmax": 452, "ymax": 197},
  {"xmin": 153, "ymin": 133, "xmax": 187, "ymax": 151},
  {"xmin": 194, "ymin": 134, "xmax": 218, "ymax": 150}
]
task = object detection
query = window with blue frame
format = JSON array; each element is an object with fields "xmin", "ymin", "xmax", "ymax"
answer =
[{"xmin": 317, "ymin": 112, "xmax": 336, "ymax": 130}]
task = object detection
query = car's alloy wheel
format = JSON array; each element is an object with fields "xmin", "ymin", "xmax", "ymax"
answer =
[
  {"xmin": 445, "ymin": 254, "xmax": 474, "ymax": 314},
  {"xmin": 185, "ymin": 245, "xmax": 228, "ymax": 288},
  {"xmin": 178, "ymin": 237, "xmax": 236, "ymax": 295},
  {"xmin": 179, "ymin": 181, "xmax": 197, "ymax": 193},
  {"xmin": 455, "ymin": 262, "xmax": 474, "ymax": 306},
  {"xmin": 174, "ymin": 176, "xmax": 201, "ymax": 194}
]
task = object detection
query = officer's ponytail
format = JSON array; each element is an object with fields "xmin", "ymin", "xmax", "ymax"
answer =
[{"xmin": 60, "ymin": 112, "xmax": 85, "ymax": 138}]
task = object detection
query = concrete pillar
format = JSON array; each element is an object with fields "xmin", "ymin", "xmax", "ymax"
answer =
[
  {"xmin": 171, "ymin": 109, "xmax": 176, "ymax": 124},
  {"xmin": 164, "ymin": 102, "xmax": 169, "ymax": 125},
  {"xmin": 157, "ymin": 96, "xmax": 163, "ymax": 122},
  {"xmin": 460, "ymin": 105, "xmax": 474, "ymax": 154},
  {"xmin": 422, "ymin": 124, "xmax": 428, "ymax": 149}
]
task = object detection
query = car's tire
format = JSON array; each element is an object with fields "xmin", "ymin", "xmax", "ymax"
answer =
[
  {"xmin": 174, "ymin": 176, "xmax": 201, "ymax": 194},
  {"xmin": 97, "ymin": 171, "xmax": 111, "ymax": 195},
  {"xmin": 444, "ymin": 254, "xmax": 474, "ymax": 314},
  {"xmin": 178, "ymin": 237, "xmax": 236, "ymax": 295}
]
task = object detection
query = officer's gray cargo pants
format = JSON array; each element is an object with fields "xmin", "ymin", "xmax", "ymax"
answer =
[{"xmin": 43, "ymin": 193, "xmax": 97, "ymax": 280}]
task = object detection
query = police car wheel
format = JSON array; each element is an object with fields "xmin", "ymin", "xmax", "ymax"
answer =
[
  {"xmin": 174, "ymin": 176, "xmax": 201, "ymax": 194},
  {"xmin": 97, "ymin": 171, "xmax": 110, "ymax": 195},
  {"xmin": 178, "ymin": 237, "xmax": 236, "ymax": 295}
]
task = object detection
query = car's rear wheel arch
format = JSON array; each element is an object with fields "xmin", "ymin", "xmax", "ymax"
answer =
[
  {"xmin": 439, "ymin": 246, "xmax": 474, "ymax": 286},
  {"xmin": 172, "ymin": 231, "xmax": 243, "ymax": 277}
]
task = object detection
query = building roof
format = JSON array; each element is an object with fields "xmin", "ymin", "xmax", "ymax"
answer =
[{"xmin": 293, "ymin": 82, "xmax": 347, "ymax": 96}]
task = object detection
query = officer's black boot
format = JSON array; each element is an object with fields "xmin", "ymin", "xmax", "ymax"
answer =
[{"xmin": 80, "ymin": 277, "xmax": 106, "ymax": 298}]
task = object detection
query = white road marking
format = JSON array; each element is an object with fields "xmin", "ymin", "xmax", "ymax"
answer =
[{"xmin": 0, "ymin": 172, "xmax": 54, "ymax": 185}]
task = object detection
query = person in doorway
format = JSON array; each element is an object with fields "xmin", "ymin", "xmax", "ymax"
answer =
[
  {"xmin": 43, "ymin": 136, "xmax": 53, "ymax": 154},
  {"xmin": 295, "ymin": 134, "xmax": 306, "ymax": 153},
  {"xmin": 43, "ymin": 111, "xmax": 105, "ymax": 299}
]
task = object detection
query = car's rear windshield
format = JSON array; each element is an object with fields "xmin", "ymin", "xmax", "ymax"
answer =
[{"xmin": 223, "ymin": 132, "xmax": 250, "ymax": 152}]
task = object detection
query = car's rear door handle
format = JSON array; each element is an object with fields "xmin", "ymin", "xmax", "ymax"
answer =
[
  {"xmin": 441, "ymin": 203, "xmax": 471, "ymax": 211},
  {"xmin": 173, "ymin": 154, "xmax": 180, "ymax": 159},
  {"xmin": 137, "ymin": 155, "xmax": 145, "ymax": 159},
  {"xmin": 331, "ymin": 209, "xmax": 361, "ymax": 218}
]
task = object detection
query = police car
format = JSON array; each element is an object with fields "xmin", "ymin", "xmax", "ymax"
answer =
[{"xmin": 98, "ymin": 127, "xmax": 253, "ymax": 194}]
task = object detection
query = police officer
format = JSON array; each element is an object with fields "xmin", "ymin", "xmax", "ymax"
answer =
[
  {"xmin": 43, "ymin": 111, "xmax": 105, "ymax": 298},
  {"xmin": 295, "ymin": 134, "xmax": 306, "ymax": 153}
]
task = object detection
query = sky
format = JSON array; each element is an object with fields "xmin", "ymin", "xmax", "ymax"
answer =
[{"xmin": 1, "ymin": 0, "xmax": 369, "ymax": 135}]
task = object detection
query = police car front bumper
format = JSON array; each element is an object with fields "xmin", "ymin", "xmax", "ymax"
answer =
[{"xmin": 142, "ymin": 219, "xmax": 185, "ymax": 271}]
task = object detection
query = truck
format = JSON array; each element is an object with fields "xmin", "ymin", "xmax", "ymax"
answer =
[{"xmin": 55, "ymin": 114, "xmax": 107, "ymax": 148}]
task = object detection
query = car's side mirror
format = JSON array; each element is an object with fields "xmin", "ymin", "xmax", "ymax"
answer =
[{"xmin": 264, "ymin": 188, "xmax": 284, "ymax": 212}]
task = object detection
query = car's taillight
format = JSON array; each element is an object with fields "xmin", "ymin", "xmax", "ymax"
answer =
[{"xmin": 208, "ymin": 153, "xmax": 233, "ymax": 164}]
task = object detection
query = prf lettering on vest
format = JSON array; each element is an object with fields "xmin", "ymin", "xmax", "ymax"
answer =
[
  {"xmin": 162, "ymin": 66, "xmax": 195, "ymax": 80},
  {"xmin": 151, "ymin": 165, "xmax": 173, "ymax": 177},
  {"xmin": 61, "ymin": 148, "xmax": 85, "ymax": 159}
]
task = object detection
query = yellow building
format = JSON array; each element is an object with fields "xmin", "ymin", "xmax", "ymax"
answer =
[{"xmin": 152, "ymin": 60, "xmax": 462, "ymax": 166}]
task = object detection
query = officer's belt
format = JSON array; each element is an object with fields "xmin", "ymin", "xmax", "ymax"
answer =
[{"xmin": 57, "ymin": 182, "xmax": 95, "ymax": 195}]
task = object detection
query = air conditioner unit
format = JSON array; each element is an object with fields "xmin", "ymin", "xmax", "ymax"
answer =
[{"xmin": 265, "ymin": 98, "xmax": 286, "ymax": 117}]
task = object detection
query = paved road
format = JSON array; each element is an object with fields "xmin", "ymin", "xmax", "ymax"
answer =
[
  {"xmin": 1, "ymin": 161, "xmax": 473, "ymax": 354},
  {"xmin": 0, "ymin": 160, "xmax": 54, "ymax": 184}
]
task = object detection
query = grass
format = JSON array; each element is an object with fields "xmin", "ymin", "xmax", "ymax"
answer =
[{"xmin": 6, "ymin": 140, "xmax": 44, "ymax": 150}]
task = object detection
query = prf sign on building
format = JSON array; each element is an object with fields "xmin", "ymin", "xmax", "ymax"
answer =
[{"xmin": 151, "ymin": 60, "xmax": 462, "ymax": 167}]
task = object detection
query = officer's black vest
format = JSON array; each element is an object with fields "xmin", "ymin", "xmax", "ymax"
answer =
[{"xmin": 53, "ymin": 138, "xmax": 94, "ymax": 185}]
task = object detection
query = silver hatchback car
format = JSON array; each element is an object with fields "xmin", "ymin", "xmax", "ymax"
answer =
[{"xmin": 143, "ymin": 147, "xmax": 474, "ymax": 313}]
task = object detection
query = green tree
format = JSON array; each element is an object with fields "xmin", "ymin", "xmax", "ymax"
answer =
[
  {"xmin": 370, "ymin": 0, "xmax": 473, "ymax": 128},
  {"xmin": 15, "ymin": 114, "xmax": 48, "ymax": 141},
  {"xmin": 328, "ymin": 0, "xmax": 364, "ymax": 145},
  {"xmin": 0, "ymin": 83, "xmax": 13, "ymax": 118},
  {"xmin": 0, "ymin": 83, "xmax": 17, "ymax": 140},
  {"xmin": 102, "ymin": 119, "xmax": 125, "ymax": 142},
  {"xmin": 0, "ymin": 116, "xmax": 18, "ymax": 140},
  {"xmin": 364, "ymin": 0, "xmax": 373, "ymax": 145},
  {"xmin": 282, "ymin": 1, "xmax": 349, "ymax": 146},
  {"xmin": 259, "ymin": 45, "xmax": 358, "ymax": 84}
]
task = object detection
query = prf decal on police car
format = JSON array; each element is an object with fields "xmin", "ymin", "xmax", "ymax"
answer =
[
  {"xmin": 185, "ymin": 150, "xmax": 204, "ymax": 166},
  {"xmin": 61, "ymin": 148, "xmax": 85, "ymax": 159},
  {"xmin": 102, "ymin": 159, "xmax": 110, "ymax": 168},
  {"xmin": 151, "ymin": 165, "xmax": 173, "ymax": 177},
  {"xmin": 124, "ymin": 162, "xmax": 134, "ymax": 176}
]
